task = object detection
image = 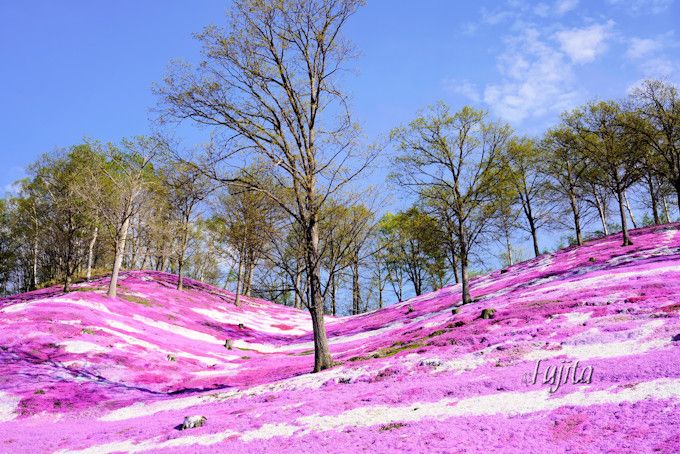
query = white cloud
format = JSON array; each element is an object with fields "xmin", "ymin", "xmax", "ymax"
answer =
[
  {"xmin": 607, "ymin": 0, "xmax": 672, "ymax": 14},
  {"xmin": 624, "ymin": 32, "xmax": 678, "ymax": 80},
  {"xmin": 481, "ymin": 28, "xmax": 581, "ymax": 124},
  {"xmin": 481, "ymin": 7, "xmax": 514, "ymax": 25},
  {"xmin": 533, "ymin": 3, "xmax": 550, "ymax": 17},
  {"xmin": 637, "ymin": 57, "xmax": 678, "ymax": 79},
  {"xmin": 461, "ymin": 22, "xmax": 478, "ymax": 35},
  {"xmin": 554, "ymin": 21, "xmax": 614, "ymax": 64},
  {"xmin": 626, "ymin": 37, "xmax": 663, "ymax": 60},
  {"xmin": 555, "ymin": 0, "xmax": 579, "ymax": 14},
  {"xmin": 443, "ymin": 79, "xmax": 481, "ymax": 103},
  {"xmin": 534, "ymin": 0, "xmax": 578, "ymax": 17}
]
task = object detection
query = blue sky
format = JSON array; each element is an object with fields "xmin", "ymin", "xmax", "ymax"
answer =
[{"xmin": 1, "ymin": 0, "xmax": 679, "ymax": 200}]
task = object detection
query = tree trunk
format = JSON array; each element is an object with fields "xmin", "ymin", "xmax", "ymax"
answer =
[
  {"xmin": 245, "ymin": 260, "xmax": 254, "ymax": 297},
  {"xmin": 569, "ymin": 191, "xmax": 583, "ymax": 246},
  {"xmin": 529, "ymin": 218, "xmax": 540, "ymax": 257},
  {"xmin": 647, "ymin": 176, "xmax": 660, "ymax": 224},
  {"xmin": 234, "ymin": 243, "xmax": 244, "ymax": 307},
  {"xmin": 448, "ymin": 242, "xmax": 459, "ymax": 284},
  {"xmin": 294, "ymin": 261, "xmax": 302, "ymax": 309},
  {"xmin": 594, "ymin": 193, "xmax": 608, "ymax": 235},
  {"xmin": 330, "ymin": 271, "xmax": 336, "ymax": 316},
  {"xmin": 505, "ymin": 229, "xmax": 513, "ymax": 266},
  {"xmin": 617, "ymin": 189, "xmax": 632, "ymax": 246},
  {"xmin": 663, "ymin": 195, "xmax": 671, "ymax": 223},
  {"xmin": 86, "ymin": 226, "xmax": 98, "ymax": 281},
  {"xmin": 32, "ymin": 236, "xmax": 38, "ymax": 290},
  {"xmin": 352, "ymin": 251, "xmax": 360, "ymax": 315},
  {"xmin": 458, "ymin": 220, "xmax": 472, "ymax": 304},
  {"xmin": 624, "ymin": 191, "xmax": 637, "ymax": 229},
  {"xmin": 108, "ymin": 216, "xmax": 131, "ymax": 298},
  {"xmin": 523, "ymin": 195, "xmax": 540, "ymax": 257},
  {"xmin": 460, "ymin": 253, "xmax": 471, "ymax": 304},
  {"xmin": 177, "ymin": 256, "xmax": 185, "ymax": 291},
  {"xmin": 307, "ymin": 217, "xmax": 332, "ymax": 372},
  {"xmin": 177, "ymin": 220, "xmax": 189, "ymax": 291}
]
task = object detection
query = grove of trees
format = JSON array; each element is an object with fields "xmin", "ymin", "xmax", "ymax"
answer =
[{"xmin": 1, "ymin": 0, "xmax": 678, "ymax": 373}]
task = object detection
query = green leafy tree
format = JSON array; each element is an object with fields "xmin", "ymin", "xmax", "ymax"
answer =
[
  {"xmin": 502, "ymin": 137, "xmax": 551, "ymax": 257},
  {"xmin": 541, "ymin": 125, "xmax": 589, "ymax": 246},
  {"xmin": 377, "ymin": 207, "xmax": 447, "ymax": 297},
  {"xmin": 626, "ymin": 80, "xmax": 680, "ymax": 211},
  {"xmin": 567, "ymin": 101, "xmax": 645, "ymax": 246},
  {"xmin": 390, "ymin": 103, "xmax": 512, "ymax": 304}
]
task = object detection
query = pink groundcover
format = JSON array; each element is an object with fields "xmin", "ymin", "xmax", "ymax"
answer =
[{"xmin": 1, "ymin": 224, "xmax": 679, "ymax": 453}]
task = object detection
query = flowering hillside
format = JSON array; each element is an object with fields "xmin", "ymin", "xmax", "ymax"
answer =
[{"xmin": 1, "ymin": 224, "xmax": 680, "ymax": 453}]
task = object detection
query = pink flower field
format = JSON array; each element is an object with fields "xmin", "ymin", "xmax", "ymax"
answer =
[{"xmin": 1, "ymin": 224, "xmax": 680, "ymax": 453}]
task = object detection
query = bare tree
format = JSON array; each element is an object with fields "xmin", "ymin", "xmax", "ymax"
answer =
[
  {"xmin": 86, "ymin": 138, "xmax": 160, "ymax": 298},
  {"xmin": 163, "ymin": 160, "xmax": 213, "ymax": 290},
  {"xmin": 390, "ymin": 103, "xmax": 512, "ymax": 304},
  {"xmin": 157, "ymin": 0, "xmax": 370, "ymax": 372}
]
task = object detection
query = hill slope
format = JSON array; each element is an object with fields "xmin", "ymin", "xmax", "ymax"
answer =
[{"xmin": 1, "ymin": 224, "xmax": 680, "ymax": 453}]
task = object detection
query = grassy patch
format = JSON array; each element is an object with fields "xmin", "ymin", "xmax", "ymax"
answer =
[
  {"xmin": 349, "ymin": 341, "xmax": 422, "ymax": 362},
  {"xmin": 71, "ymin": 286, "xmax": 106, "ymax": 293},
  {"xmin": 427, "ymin": 329, "xmax": 447, "ymax": 338},
  {"xmin": 120, "ymin": 294, "xmax": 153, "ymax": 307},
  {"xmin": 379, "ymin": 423, "xmax": 407, "ymax": 431}
]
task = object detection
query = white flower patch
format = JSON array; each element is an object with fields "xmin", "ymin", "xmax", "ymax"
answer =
[
  {"xmin": 561, "ymin": 311, "xmax": 592, "ymax": 325},
  {"xmin": 75, "ymin": 376, "xmax": 680, "ymax": 454},
  {"xmin": 60, "ymin": 341, "xmax": 108, "ymax": 354},
  {"xmin": 100, "ymin": 364, "xmax": 371, "ymax": 423},
  {"xmin": 131, "ymin": 315, "xmax": 223, "ymax": 345},
  {"xmin": 97, "ymin": 327, "xmax": 165, "ymax": 353},
  {"xmin": 241, "ymin": 423, "xmax": 299, "ymax": 441},
  {"xmin": 530, "ymin": 263, "xmax": 680, "ymax": 295},
  {"xmin": 525, "ymin": 319, "xmax": 669, "ymax": 362},
  {"xmin": 192, "ymin": 307, "xmax": 308, "ymax": 336},
  {"xmin": 106, "ymin": 320, "xmax": 142, "ymax": 333},
  {"xmin": 191, "ymin": 368, "xmax": 239, "ymax": 378},
  {"xmin": 0, "ymin": 392, "xmax": 21, "ymax": 423},
  {"xmin": 525, "ymin": 338, "xmax": 669, "ymax": 361},
  {"xmin": 57, "ymin": 298, "xmax": 114, "ymax": 315},
  {"xmin": 0, "ymin": 302, "xmax": 36, "ymax": 313},
  {"xmin": 297, "ymin": 378, "xmax": 680, "ymax": 432}
]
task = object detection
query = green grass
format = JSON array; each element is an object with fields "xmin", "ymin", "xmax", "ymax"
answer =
[
  {"xmin": 348, "ymin": 340, "xmax": 422, "ymax": 362},
  {"xmin": 120, "ymin": 294, "xmax": 153, "ymax": 307},
  {"xmin": 379, "ymin": 423, "xmax": 407, "ymax": 431},
  {"xmin": 427, "ymin": 329, "xmax": 447, "ymax": 338}
]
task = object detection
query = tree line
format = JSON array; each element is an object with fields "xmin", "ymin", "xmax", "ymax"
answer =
[{"xmin": 1, "ymin": 0, "xmax": 678, "ymax": 373}]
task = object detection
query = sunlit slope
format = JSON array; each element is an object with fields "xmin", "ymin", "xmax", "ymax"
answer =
[{"xmin": 1, "ymin": 224, "xmax": 679, "ymax": 453}]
